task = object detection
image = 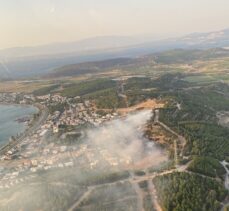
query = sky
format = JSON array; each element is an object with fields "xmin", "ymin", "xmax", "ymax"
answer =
[{"xmin": 0, "ymin": 0, "xmax": 229, "ymax": 49}]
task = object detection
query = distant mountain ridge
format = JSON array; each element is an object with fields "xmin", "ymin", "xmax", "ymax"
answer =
[
  {"xmin": 129, "ymin": 28, "xmax": 229, "ymax": 54},
  {"xmin": 175, "ymin": 28, "xmax": 229, "ymax": 48},
  {"xmin": 48, "ymin": 48, "xmax": 229, "ymax": 78},
  {"xmin": 0, "ymin": 36, "xmax": 142, "ymax": 59},
  {"xmin": 1, "ymin": 28, "xmax": 229, "ymax": 59},
  {"xmin": 1, "ymin": 28, "xmax": 229, "ymax": 79}
]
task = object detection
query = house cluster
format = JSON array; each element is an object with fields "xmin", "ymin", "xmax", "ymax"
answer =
[
  {"xmin": 0, "ymin": 93, "xmax": 18, "ymax": 103},
  {"xmin": 36, "ymin": 94, "xmax": 67, "ymax": 104},
  {"xmin": 0, "ymin": 92, "xmax": 127, "ymax": 189},
  {"xmin": 0, "ymin": 92, "xmax": 119, "ymax": 132},
  {"xmin": 99, "ymin": 149, "xmax": 132, "ymax": 167},
  {"xmin": 0, "ymin": 92, "xmax": 35, "ymax": 104},
  {"xmin": 35, "ymin": 94, "xmax": 119, "ymax": 131},
  {"xmin": 57, "ymin": 100, "xmax": 118, "ymax": 128},
  {"xmin": 0, "ymin": 138, "xmax": 134, "ymax": 189}
]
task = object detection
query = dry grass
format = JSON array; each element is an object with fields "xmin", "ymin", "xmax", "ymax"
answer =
[
  {"xmin": 0, "ymin": 81, "xmax": 48, "ymax": 93},
  {"xmin": 117, "ymin": 99, "xmax": 165, "ymax": 115}
]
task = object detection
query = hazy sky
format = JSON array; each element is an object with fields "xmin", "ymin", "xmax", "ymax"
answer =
[{"xmin": 1, "ymin": 0, "xmax": 229, "ymax": 49}]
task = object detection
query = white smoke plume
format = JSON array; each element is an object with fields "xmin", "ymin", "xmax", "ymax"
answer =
[
  {"xmin": 0, "ymin": 110, "xmax": 168, "ymax": 210},
  {"xmin": 84, "ymin": 110, "xmax": 167, "ymax": 169}
]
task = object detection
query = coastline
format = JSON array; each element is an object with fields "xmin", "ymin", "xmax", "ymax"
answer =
[
  {"xmin": 0, "ymin": 103, "xmax": 46, "ymax": 155},
  {"xmin": 0, "ymin": 102, "xmax": 37, "ymax": 107}
]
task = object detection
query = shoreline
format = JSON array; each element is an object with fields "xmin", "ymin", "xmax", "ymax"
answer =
[{"xmin": 0, "ymin": 103, "xmax": 45, "ymax": 155}]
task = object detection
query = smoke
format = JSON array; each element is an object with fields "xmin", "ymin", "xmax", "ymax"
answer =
[
  {"xmin": 0, "ymin": 110, "xmax": 168, "ymax": 210},
  {"xmin": 84, "ymin": 110, "xmax": 167, "ymax": 169},
  {"xmin": 217, "ymin": 111, "xmax": 229, "ymax": 128}
]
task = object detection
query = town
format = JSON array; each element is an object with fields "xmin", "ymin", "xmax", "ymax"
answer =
[{"xmin": 0, "ymin": 92, "xmax": 135, "ymax": 190}]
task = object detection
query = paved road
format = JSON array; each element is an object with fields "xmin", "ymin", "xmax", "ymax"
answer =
[
  {"xmin": 154, "ymin": 109, "xmax": 186, "ymax": 158},
  {"xmin": 145, "ymin": 169, "xmax": 162, "ymax": 211},
  {"xmin": 67, "ymin": 110, "xmax": 190, "ymax": 211},
  {"xmin": 221, "ymin": 161, "xmax": 229, "ymax": 211},
  {"xmin": 129, "ymin": 171, "xmax": 144, "ymax": 211},
  {"xmin": 68, "ymin": 187, "xmax": 94, "ymax": 211}
]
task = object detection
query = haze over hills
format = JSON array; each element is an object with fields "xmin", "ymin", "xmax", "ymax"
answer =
[
  {"xmin": 0, "ymin": 36, "xmax": 144, "ymax": 79},
  {"xmin": 1, "ymin": 28, "xmax": 229, "ymax": 80},
  {"xmin": 49, "ymin": 48, "xmax": 229, "ymax": 78},
  {"xmin": 0, "ymin": 36, "xmax": 143, "ymax": 59},
  {"xmin": 1, "ymin": 28, "xmax": 229, "ymax": 59},
  {"xmin": 131, "ymin": 28, "xmax": 229, "ymax": 54},
  {"xmin": 178, "ymin": 28, "xmax": 229, "ymax": 47}
]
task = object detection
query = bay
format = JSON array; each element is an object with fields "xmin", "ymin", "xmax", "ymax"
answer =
[{"xmin": 0, "ymin": 104, "xmax": 38, "ymax": 147}]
